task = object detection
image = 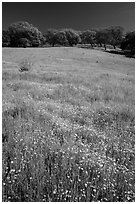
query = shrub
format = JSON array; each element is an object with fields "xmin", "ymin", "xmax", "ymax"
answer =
[{"xmin": 19, "ymin": 59, "xmax": 33, "ymax": 72}]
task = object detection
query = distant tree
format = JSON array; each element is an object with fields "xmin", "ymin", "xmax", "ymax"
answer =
[
  {"xmin": 121, "ymin": 31, "xmax": 135, "ymax": 55},
  {"xmin": 18, "ymin": 38, "xmax": 31, "ymax": 48},
  {"xmin": 107, "ymin": 26, "xmax": 124, "ymax": 49},
  {"xmin": 54, "ymin": 31, "xmax": 68, "ymax": 46},
  {"xmin": 2, "ymin": 30, "xmax": 10, "ymax": 47},
  {"xmin": 80, "ymin": 30, "xmax": 96, "ymax": 47},
  {"xmin": 40, "ymin": 35, "xmax": 47, "ymax": 46},
  {"xmin": 8, "ymin": 21, "xmax": 43, "ymax": 47},
  {"xmin": 64, "ymin": 29, "xmax": 80, "ymax": 46},
  {"xmin": 44, "ymin": 29, "xmax": 58, "ymax": 47},
  {"xmin": 31, "ymin": 39, "xmax": 41, "ymax": 47},
  {"xmin": 95, "ymin": 29, "xmax": 109, "ymax": 50}
]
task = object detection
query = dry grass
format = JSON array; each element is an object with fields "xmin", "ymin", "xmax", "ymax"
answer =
[{"xmin": 2, "ymin": 47, "xmax": 135, "ymax": 201}]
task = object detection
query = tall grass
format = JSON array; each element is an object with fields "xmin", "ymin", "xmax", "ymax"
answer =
[{"xmin": 2, "ymin": 48, "xmax": 135, "ymax": 202}]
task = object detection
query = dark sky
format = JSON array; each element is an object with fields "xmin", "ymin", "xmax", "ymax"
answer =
[{"xmin": 2, "ymin": 2, "xmax": 135, "ymax": 33}]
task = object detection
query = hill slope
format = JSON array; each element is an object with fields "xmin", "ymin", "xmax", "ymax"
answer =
[{"xmin": 2, "ymin": 47, "xmax": 135, "ymax": 202}]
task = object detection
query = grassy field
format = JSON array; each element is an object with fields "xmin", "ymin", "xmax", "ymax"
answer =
[{"xmin": 2, "ymin": 47, "xmax": 135, "ymax": 202}]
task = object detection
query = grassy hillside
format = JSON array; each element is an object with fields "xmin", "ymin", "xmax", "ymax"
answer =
[{"xmin": 2, "ymin": 47, "xmax": 135, "ymax": 202}]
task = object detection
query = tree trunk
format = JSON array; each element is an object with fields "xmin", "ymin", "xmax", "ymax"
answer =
[
  {"xmin": 91, "ymin": 43, "xmax": 93, "ymax": 48},
  {"xmin": 104, "ymin": 44, "xmax": 106, "ymax": 50}
]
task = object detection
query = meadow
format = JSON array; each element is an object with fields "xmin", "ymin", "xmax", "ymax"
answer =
[{"xmin": 2, "ymin": 47, "xmax": 135, "ymax": 202}]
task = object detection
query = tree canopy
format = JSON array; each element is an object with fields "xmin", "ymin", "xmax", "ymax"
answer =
[
  {"xmin": 2, "ymin": 21, "xmax": 135, "ymax": 54},
  {"xmin": 121, "ymin": 31, "xmax": 135, "ymax": 55},
  {"xmin": 64, "ymin": 29, "xmax": 80, "ymax": 46},
  {"xmin": 95, "ymin": 29, "xmax": 109, "ymax": 49},
  {"xmin": 107, "ymin": 26, "xmax": 124, "ymax": 49},
  {"xmin": 44, "ymin": 29, "xmax": 58, "ymax": 47},
  {"xmin": 2, "ymin": 30, "xmax": 10, "ymax": 47},
  {"xmin": 80, "ymin": 30, "xmax": 96, "ymax": 47},
  {"xmin": 8, "ymin": 21, "xmax": 43, "ymax": 47}
]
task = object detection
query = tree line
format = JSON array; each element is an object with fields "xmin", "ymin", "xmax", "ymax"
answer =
[{"xmin": 2, "ymin": 21, "xmax": 135, "ymax": 55}]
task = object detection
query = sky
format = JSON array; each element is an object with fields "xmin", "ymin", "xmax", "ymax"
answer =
[{"xmin": 2, "ymin": 2, "xmax": 135, "ymax": 33}]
